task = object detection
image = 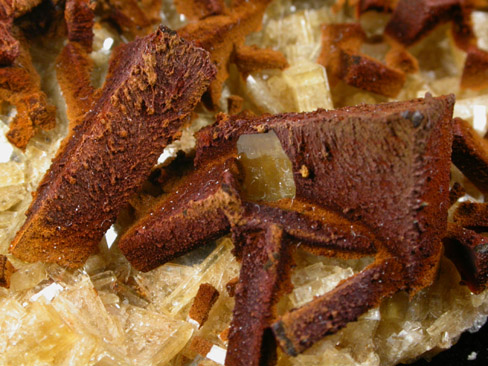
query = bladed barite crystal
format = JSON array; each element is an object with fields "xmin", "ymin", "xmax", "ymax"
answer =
[
  {"xmin": 119, "ymin": 94, "xmax": 456, "ymax": 364},
  {"xmin": 10, "ymin": 27, "xmax": 216, "ymax": 267}
]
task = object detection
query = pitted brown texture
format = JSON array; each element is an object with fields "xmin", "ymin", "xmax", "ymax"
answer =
[
  {"xmin": 385, "ymin": 45, "xmax": 419, "ymax": 74},
  {"xmin": 449, "ymin": 182, "xmax": 466, "ymax": 206},
  {"xmin": 64, "ymin": 0, "xmax": 95, "ymax": 52},
  {"xmin": 0, "ymin": 255, "xmax": 15, "ymax": 288},
  {"xmin": 444, "ymin": 223, "xmax": 488, "ymax": 294},
  {"xmin": 189, "ymin": 283, "xmax": 220, "ymax": 328},
  {"xmin": 452, "ymin": 117, "xmax": 488, "ymax": 194},
  {"xmin": 0, "ymin": 0, "xmax": 43, "ymax": 65},
  {"xmin": 119, "ymin": 95, "xmax": 454, "ymax": 362},
  {"xmin": 178, "ymin": 0, "xmax": 288, "ymax": 108},
  {"xmin": 56, "ymin": 42, "xmax": 96, "ymax": 133},
  {"xmin": 226, "ymin": 224, "xmax": 288, "ymax": 366},
  {"xmin": 384, "ymin": 0, "xmax": 461, "ymax": 46},
  {"xmin": 318, "ymin": 23, "xmax": 406, "ymax": 97},
  {"xmin": 0, "ymin": 21, "xmax": 19, "ymax": 65},
  {"xmin": 0, "ymin": 33, "xmax": 56, "ymax": 149},
  {"xmin": 10, "ymin": 27, "xmax": 216, "ymax": 268},
  {"xmin": 453, "ymin": 202, "xmax": 488, "ymax": 229},
  {"xmin": 174, "ymin": 0, "xmax": 225, "ymax": 21}
]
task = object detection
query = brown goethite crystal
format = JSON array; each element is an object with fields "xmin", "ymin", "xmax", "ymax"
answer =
[
  {"xmin": 444, "ymin": 223, "xmax": 488, "ymax": 294},
  {"xmin": 452, "ymin": 117, "xmax": 488, "ymax": 194},
  {"xmin": 318, "ymin": 23, "xmax": 406, "ymax": 97},
  {"xmin": 10, "ymin": 27, "xmax": 216, "ymax": 268},
  {"xmin": 0, "ymin": 33, "xmax": 56, "ymax": 149},
  {"xmin": 453, "ymin": 201, "xmax": 488, "ymax": 229},
  {"xmin": 64, "ymin": 0, "xmax": 95, "ymax": 52},
  {"xmin": 119, "ymin": 94, "xmax": 455, "ymax": 364}
]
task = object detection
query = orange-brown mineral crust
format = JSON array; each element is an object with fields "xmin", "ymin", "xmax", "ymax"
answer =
[
  {"xmin": 10, "ymin": 26, "xmax": 216, "ymax": 268},
  {"xmin": 189, "ymin": 283, "xmax": 220, "ymax": 328},
  {"xmin": 453, "ymin": 201, "xmax": 488, "ymax": 229},
  {"xmin": 452, "ymin": 117, "xmax": 488, "ymax": 194},
  {"xmin": 318, "ymin": 23, "xmax": 406, "ymax": 97},
  {"xmin": 119, "ymin": 94, "xmax": 455, "ymax": 364},
  {"xmin": 444, "ymin": 223, "xmax": 488, "ymax": 294},
  {"xmin": 64, "ymin": 0, "xmax": 95, "ymax": 52},
  {"xmin": 0, "ymin": 33, "xmax": 56, "ymax": 149}
]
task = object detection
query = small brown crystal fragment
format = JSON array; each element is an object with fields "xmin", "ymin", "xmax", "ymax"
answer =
[
  {"xmin": 272, "ymin": 259, "xmax": 403, "ymax": 356},
  {"xmin": 64, "ymin": 0, "xmax": 95, "ymax": 52},
  {"xmin": 449, "ymin": 182, "xmax": 466, "ymax": 206},
  {"xmin": 10, "ymin": 27, "xmax": 216, "ymax": 268},
  {"xmin": 453, "ymin": 202, "xmax": 488, "ymax": 229},
  {"xmin": 174, "ymin": 0, "xmax": 225, "ymax": 21},
  {"xmin": 233, "ymin": 44, "xmax": 288, "ymax": 77},
  {"xmin": 451, "ymin": 117, "xmax": 488, "ymax": 194},
  {"xmin": 385, "ymin": 45, "xmax": 419, "ymax": 74},
  {"xmin": 1, "ymin": 35, "xmax": 56, "ymax": 149},
  {"xmin": 227, "ymin": 95, "xmax": 244, "ymax": 115},
  {"xmin": 189, "ymin": 336, "xmax": 213, "ymax": 357},
  {"xmin": 460, "ymin": 47, "xmax": 488, "ymax": 90},
  {"xmin": 0, "ymin": 255, "xmax": 15, "ymax": 288},
  {"xmin": 444, "ymin": 223, "xmax": 488, "ymax": 293},
  {"xmin": 318, "ymin": 23, "xmax": 365, "ymax": 87},
  {"xmin": 384, "ymin": 0, "xmax": 461, "ymax": 46},
  {"xmin": 178, "ymin": 0, "xmax": 274, "ymax": 108},
  {"xmin": 56, "ymin": 42, "xmax": 96, "ymax": 132},
  {"xmin": 339, "ymin": 50, "xmax": 406, "ymax": 97},
  {"xmin": 318, "ymin": 23, "xmax": 405, "ymax": 97},
  {"xmin": 189, "ymin": 283, "xmax": 220, "ymax": 328}
]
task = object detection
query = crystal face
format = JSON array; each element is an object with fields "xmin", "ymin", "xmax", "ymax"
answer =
[{"xmin": 237, "ymin": 131, "xmax": 296, "ymax": 202}]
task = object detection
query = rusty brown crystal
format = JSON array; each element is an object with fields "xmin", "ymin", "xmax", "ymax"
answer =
[
  {"xmin": 119, "ymin": 94, "xmax": 456, "ymax": 364},
  {"xmin": 10, "ymin": 27, "xmax": 216, "ymax": 268}
]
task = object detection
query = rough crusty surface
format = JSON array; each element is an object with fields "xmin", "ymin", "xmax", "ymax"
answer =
[
  {"xmin": 119, "ymin": 95, "xmax": 454, "ymax": 362},
  {"xmin": 64, "ymin": 0, "xmax": 95, "ymax": 52},
  {"xmin": 385, "ymin": 0, "xmax": 461, "ymax": 46},
  {"xmin": 10, "ymin": 27, "xmax": 216, "ymax": 267},
  {"xmin": 189, "ymin": 283, "xmax": 220, "ymax": 328},
  {"xmin": 444, "ymin": 223, "xmax": 488, "ymax": 294},
  {"xmin": 452, "ymin": 117, "xmax": 488, "ymax": 194},
  {"xmin": 226, "ymin": 224, "xmax": 288, "ymax": 366},
  {"xmin": 119, "ymin": 159, "xmax": 241, "ymax": 271},
  {"xmin": 453, "ymin": 202, "xmax": 488, "ymax": 229}
]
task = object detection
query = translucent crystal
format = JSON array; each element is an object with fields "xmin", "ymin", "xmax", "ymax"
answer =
[
  {"xmin": 158, "ymin": 239, "xmax": 239, "ymax": 318},
  {"xmin": 282, "ymin": 61, "xmax": 333, "ymax": 112},
  {"xmin": 454, "ymin": 94, "xmax": 488, "ymax": 136},
  {"xmin": 289, "ymin": 262, "xmax": 354, "ymax": 308},
  {"xmin": 472, "ymin": 11, "xmax": 488, "ymax": 52},
  {"xmin": 237, "ymin": 131, "xmax": 296, "ymax": 202},
  {"xmin": 10, "ymin": 262, "xmax": 47, "ymax": 292}
]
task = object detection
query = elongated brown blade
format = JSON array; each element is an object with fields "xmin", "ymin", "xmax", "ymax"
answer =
[{"xmin": 10, "ymin": 27, "xmax": 216, "ymax": 267}]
